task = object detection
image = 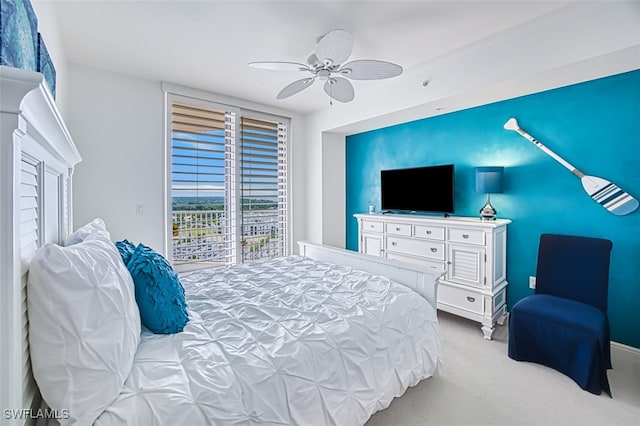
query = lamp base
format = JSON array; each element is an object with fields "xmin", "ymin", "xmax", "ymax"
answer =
[{"xmin": 479, "ymin": 194, "xmax": 497, "ymax": 220}]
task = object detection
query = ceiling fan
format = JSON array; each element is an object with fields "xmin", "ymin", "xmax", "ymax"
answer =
[{"xmin": 249, "ymin": 29, "xmax": 403, "ymax": 104}]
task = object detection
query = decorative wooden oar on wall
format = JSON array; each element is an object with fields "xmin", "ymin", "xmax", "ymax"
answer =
[{"xmin": 504, "ymin": 118, "xmax": 638, "ymax": 216}]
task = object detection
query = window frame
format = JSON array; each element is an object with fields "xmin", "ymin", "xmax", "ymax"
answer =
[{"xmin": 163, "ymin": 87, "xmax": 292, "ymax": 268}]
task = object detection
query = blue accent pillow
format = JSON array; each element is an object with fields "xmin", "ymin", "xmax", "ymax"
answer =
[
  {"xmin": 126, "ymin": 243, "xmax": 189, "ymax": 334},
  {"xmin": 115, "ymin": 239, "xmax": 136, "ymax": 265}
]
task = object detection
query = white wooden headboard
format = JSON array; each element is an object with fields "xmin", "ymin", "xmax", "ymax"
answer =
[{"xmin": 0, "ymin": 66, "xmax": 81, "ymax": 425}]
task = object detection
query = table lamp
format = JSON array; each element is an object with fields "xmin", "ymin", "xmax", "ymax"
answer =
[{"xmin": 475, "ymin": 166, "xmax": 504, "ymax": 220}]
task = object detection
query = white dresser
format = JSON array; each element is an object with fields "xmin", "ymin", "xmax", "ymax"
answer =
[{"xmin": 355, "ymin": 213, "xmax": 511, "ymax": 339}]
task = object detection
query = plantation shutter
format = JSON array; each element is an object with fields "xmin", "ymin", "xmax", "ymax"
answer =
[
  {"xmin": 239, "ymin": 116, "xmax": 288, "ymax": 262},
  {"xmin": 168, "ymin": 94, "xmax": 289, "ymax": 269},
  {"xmin": 170, "ymin": 101, "xmax": 237, "ymax": 267}
]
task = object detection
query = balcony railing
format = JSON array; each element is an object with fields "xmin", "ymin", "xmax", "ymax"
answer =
[{"xmin": 171, "ymin": 209, "xmax": 282, "ymax": 269}]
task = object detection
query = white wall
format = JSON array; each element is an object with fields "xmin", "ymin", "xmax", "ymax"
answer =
[
  {"xmin": 301, "ymin": 1, "xmax": 640, "ymax": 248},
  {"xmin": 66, "ymin": 64, "xmax": 166, "ymax": 251},
  {"xmin": 321, "ymin": 132, "xmax": 345, "ymax": 248},
  {"xmin": 63, "ymin": 64, "xmax": 307, "ymax": 255}
]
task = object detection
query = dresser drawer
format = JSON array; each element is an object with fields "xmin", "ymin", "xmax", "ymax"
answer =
[
  {"xmin": 448, "ymin": 228, "xmax": 485, "ymax": 245},
  {"xmin": 361, "ymin": 220, "xmax": 383, "ymax": 233},
  {"xmin": 386, "ymin": 222, "xmax": 412, "ymax": 236},
  {"xmin": 386, "ymin": 252, "xmax": 445, "ymax": 273},
  {"xmin": 414, "ymin": 225, "xmax": 445, "ymax": 240},
  {"xmin": 439, "ymin": 284, "xmax": 483, "ymax": 315},
  {"xmin": 386, "ymin": 236, "xmax": 445, "ymax": 261}
]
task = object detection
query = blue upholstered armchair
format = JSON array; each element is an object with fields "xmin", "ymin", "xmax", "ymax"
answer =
[{"xmin": 508, "ymin": 233, "xmax": 613, "ymax": 396}]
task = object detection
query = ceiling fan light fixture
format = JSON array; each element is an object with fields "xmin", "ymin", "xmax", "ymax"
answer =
[{"xmin": 318, "ymin": 69, "xmax": 331, "ymax": 81}]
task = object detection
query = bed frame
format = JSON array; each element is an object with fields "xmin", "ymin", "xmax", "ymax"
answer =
[
  {"xmin": 0, "ymin": 66, "xmax": 81, "ymax": 425},
  {"xmin": 298, "ymin": 241, "xmax": 442, "ymax": 311}
]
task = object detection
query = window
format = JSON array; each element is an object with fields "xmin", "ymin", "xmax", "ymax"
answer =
[{"xmin": 168, "ymin": 96, "xmax": 289, "ymax": 269}]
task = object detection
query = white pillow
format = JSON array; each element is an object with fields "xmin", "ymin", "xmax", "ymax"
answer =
[
  {"xmin": 63, "ymin": 217, "xmax": 111, "ymax": 246},
  {"xmin": 27, "ymin": 237, "xmax": 141, "ymax": 425}
]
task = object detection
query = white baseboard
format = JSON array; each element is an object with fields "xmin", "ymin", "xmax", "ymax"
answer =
[{"xmin": 611, "ymin": 341, "xmax": 640, "ymax": 364}]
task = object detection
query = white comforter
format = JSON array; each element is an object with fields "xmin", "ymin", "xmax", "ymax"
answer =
[{"xmin": 96, "ymin": 256, "xmax": 441, "ymax": 426}]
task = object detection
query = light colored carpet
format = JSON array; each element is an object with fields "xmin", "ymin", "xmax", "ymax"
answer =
[{"xmin": 367, "ymin": 311, "xmax": 640, "ymax": 426}]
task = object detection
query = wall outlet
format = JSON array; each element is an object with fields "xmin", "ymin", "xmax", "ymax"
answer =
[{"xmin": 529, "ymin": 276, "xmax": 536, "ymax": 289}]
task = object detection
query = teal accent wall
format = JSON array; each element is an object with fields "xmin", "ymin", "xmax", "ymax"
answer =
[{"xmin": 345, "ymin": 70, "xmax": 640, "ymax": 348}]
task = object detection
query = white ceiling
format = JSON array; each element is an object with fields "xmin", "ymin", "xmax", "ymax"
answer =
[{"xmin": 47, "ymin": 0, "xmax": 586, "ymax": 115}]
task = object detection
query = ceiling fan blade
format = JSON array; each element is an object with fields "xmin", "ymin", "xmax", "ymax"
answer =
[
  {"xmin": 315, "ymin": 29, "xmax": 353, "ymax": 65},
  {"xmin": 277, "ymin": 78, "xmax": 315, "ymax": 99},
  {"xmin": 307, "ymin": 53, "xmax": 321, "ymax": 67},
  {"xmin": 249, "ymin": 61, "xmax": 310, "ymax": 72},
  {"xmin": 323, "ymin": 77, "xmax": 354, "ymax": 103},
  {"xmin": 340, "ymin": 60, "xmax": 403, "ymax": 80}
]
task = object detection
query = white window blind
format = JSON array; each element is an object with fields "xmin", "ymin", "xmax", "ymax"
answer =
[{"xmin": 169, "ymin": 98, "xmax": 288, "ymax": 269}]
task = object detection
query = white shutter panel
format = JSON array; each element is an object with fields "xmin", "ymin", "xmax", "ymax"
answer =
[
  {"xmin": 224, "ymin": 112, "xmax": 238, "ymax": 265},
  {"xmin": 277, "ymin": 121, "xmax": 288, "ymax": 258},
  {"xmin": 20, "ymin": 159, "xmax": 40, "ymax": 267},
  {"xmin": 240, "ymin": 116, "xmax": 288, "ymax": 263},
  {"xmin": 20, "ymin": 156, "xmax": 40, "ymax": 415},
  {"xmin": 170, "ymin": 102, "xmax": 236, "ymax": 268}
]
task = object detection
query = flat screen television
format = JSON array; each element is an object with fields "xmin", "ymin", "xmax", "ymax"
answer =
[{"xmin": 381, "ymin": 164, "xmax": 455, "ymax": 214}]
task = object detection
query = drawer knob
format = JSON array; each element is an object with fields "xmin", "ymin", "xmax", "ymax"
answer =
[
  {"xmin": 391, "ymin": 241, "xmax": 397, "ymax": 246},
  {"xmin": 370, "ymin": 224, "xmax": 375, "ymax": 228},
  {"xmin": 467, "ymin": 296, "xmax": 475, "ymax": 303},
  {"xmin": 396, "ymin": 227, "xmax": 401, "ymax": 231},
  {"xmin": 426, "ymin": 230, "xmax": 432, "ymax": 234},
  {"xmin": 430, "ymin": 247, "xmax": 438, "ymax": 253},
  {"xmin": 462, "ymin": 234, "xmax": 469, "ymax": 239}
]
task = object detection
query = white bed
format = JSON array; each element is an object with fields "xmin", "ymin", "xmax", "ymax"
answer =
[
  {"xmin": 1, "ymin": 67, "xmax": 443, "ymax": 426},
  {"xmin": 94, "ymin": 245, "xmax": 442, "ymax": 425}
]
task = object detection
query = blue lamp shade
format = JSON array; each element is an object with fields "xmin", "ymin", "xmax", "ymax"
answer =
[{"xmin": 475, "ymin": 167, "xmax": 504, "ymax": 194}]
